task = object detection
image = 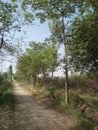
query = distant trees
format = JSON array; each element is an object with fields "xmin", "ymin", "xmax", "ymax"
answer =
[
  {"xmin": 16, "ymin": 40, "xmax": 59, "ymax": 86},
  {"xmin": 8, "ymin": 65, "xmax": 13, "ymax": 81}
]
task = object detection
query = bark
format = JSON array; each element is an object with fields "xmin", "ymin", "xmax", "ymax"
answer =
[
  {"xmin": 0, "ymin": 33, "xmax": 4, "ymax": 49},
  {"xmin": 32, "ymin": 74, "xmax": 36, "ymax": 87},
  {"xmin": 51, "ymin": 67, "xmax": 54, "ymax": 80},
  {"xmin": 62, "ymin": 13, "xmax": 69, "ymax": 104}
]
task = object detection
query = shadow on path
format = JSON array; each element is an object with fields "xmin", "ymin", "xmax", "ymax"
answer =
[{"xmin": 0, "ymin": 83, "xmax": 79, "ymax": 130}]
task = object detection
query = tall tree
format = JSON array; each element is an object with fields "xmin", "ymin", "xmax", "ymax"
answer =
[
  {"xmin": 20, "ymin": 0, "xmax": 80, "ymax": 104},
  {"xmin": 68, "ymin": 0, "xmax": 98, "ymax": 74},
  {"xmin": 20, "ymin": 0, "xmax": 98, "ymax": 103},
  {"xmin": 0, "ymin": 0, "xmax": 19, "ymax": 49},
  {"xmin": 0, "ymin": 0, "xmax": 23, "ymax": 72}
]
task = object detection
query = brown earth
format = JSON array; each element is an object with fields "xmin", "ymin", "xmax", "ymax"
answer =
[{"xmin": 0, "ymin": 83, "xmax": 78, "ymax": 130}]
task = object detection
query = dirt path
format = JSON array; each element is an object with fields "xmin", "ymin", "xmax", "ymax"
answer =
[{"xmin": 0, "ymin": 83, "xmax": 76, "ymax": 130}]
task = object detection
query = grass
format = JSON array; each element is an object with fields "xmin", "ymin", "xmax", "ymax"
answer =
[
  {"xmin": 55, "ymin": 96, "xmax": 97, "ymax": 130},
  {"xmin": 80, "ymin": 94, "xmax": 98, "ymax": 113},
  {"xmin": 0, "ymin": 83, "xmax": 14, "ymax": 112},
  {"xmin": 20, "ymin": 81, "xmax": 98, "ymax": 130}
]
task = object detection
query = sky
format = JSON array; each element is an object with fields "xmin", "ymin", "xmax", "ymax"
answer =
[{"xmin": 21, "ymin": 21, "xmax": 51, "ymax": 42}]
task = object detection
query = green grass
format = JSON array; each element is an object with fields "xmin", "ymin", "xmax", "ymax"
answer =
[
  {"xmin": 81, "ymin": 95, "xmax": 98, "ymax": 106},
  {"xmin": 0, "ymin": 84, "xmax": 14, "ymax": 112},
  {"xmin": 21, "ymin": 81, "xmax": 98, "ymax": 130},
  {"xmin": 55, "ymin": 98, "xmax": 97, "ymax": 130}
]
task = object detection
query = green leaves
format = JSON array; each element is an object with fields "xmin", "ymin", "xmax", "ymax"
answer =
[
  {"xmin": 11, "ymin": 0, "xmax": 17, "ymax": 2},
  {"xmin": 24, "ymin": 12, "xmax": 34, "ymax": 23},
  {"xmin": 16, "ymin": 40, "xmax": 59, "ymax": 80},
  {"xmin": 68, "ymin": 11, "xmax": 98, "ymax": 73}
]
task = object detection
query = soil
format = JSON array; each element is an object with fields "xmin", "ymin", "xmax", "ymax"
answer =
[{"xmin": 0, "ymin": 82, "xmax": 77, "ymax": 130}]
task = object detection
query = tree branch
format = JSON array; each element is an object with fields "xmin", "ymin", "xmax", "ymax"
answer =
[
  {"xmin": 52, "ymin": 3, "xmax": 63, "ymax": 15},
  {"xmin": 89, "ymin": 0, "xmax": 98, "ymax": 11},
  {"xmin": 0, "ymin": 33, "xmax": 4, "ymax": 49}
]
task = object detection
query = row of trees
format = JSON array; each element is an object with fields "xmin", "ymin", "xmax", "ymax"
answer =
[
  {"xmin": 1, "ymin": 0, "xmax": 98, "ymax": 103},
  {"xmin": 19, "ymin": 0, "xmax": 98, "ymax": 103},
  {"xmin": 16, "ymin": 39, "xmax": 59, "ymax": 86}
]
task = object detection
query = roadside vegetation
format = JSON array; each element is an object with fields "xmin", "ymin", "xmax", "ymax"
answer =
[
  {"xmin": 18, "ymin": 74, "xmax": 98, "ymax": 130},
  {"xmin": 1, "ymin": 0, "xmax": 98, "ymax": 129},
  {"xmin": 0, "ymin": 68, "xmax": 14, "ymax": 113}
]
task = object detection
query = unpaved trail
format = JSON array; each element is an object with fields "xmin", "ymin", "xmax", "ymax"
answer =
[{"xmin": 0, "ymin": 83, "xmax": 76, "ymax": 130}]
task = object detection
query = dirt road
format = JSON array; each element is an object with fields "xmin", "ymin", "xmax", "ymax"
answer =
[{"xmin": 0, "ymin": 83, "xmax": 76, "ymax": 130}]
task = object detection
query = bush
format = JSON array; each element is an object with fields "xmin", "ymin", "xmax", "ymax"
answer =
[
  {"xmin": 69, "ymin": 74, "xmax": 87, "ymax": 88},
  {"xmin": 0, "ymin": 73, "xmax": 12, "ymax": 97},
  {"xmin": 56, "ymin": 94, "xmax": 96, "ymax": 130},
  {"xmin": 78, "ymin": 117, "xmax": 96, "ymax": 130},
  {"xmin": 69, "ymin": 90, "xmax": 85, "ymax": 107},
  {"xmin": 44, "ymin": 86, "xmax": 56, "ymax": 99},
  {"xmin": 69, "ymin": 74, "xmax": 98, "ymax": 94},
  {"xmin": 0, "ymin": 73, "xmax": 14, "ymax": 112}
]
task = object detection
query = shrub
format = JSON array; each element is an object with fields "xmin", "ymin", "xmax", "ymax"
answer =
[
  {"xmin": 69, "ymin": 90, "xmax": 85, "ymax": 107},
  {"xmin": 44, "ymin": 86, "xmax": 56, "ymax": 99},
  {"xmin": 78, "ymin": 117, "xmax": 96, "ymax": 130},
  {"xmin": 0, "ymin": 80, "xmax": 12, "ymax": 95},
  {"xmin": 0, "ymin": 73, "xmax": 14, "ymax": 111}
]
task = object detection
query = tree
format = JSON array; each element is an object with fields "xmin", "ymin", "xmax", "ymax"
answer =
[
  {"xmin": 16, "ymin": 40, "xmax": 58, "ymax": 86},
  {"xmin": 0, "ymin": 0, "xmax": 23, "ymax": 73},
  {"xmin": 8, "ymin": 65, "xmax": 13, "ymax": 81},
  {"xmin": 20, "ymin": 0, "xmax": 98, "ymax": 103},
  {"xmin": 20, "ymin": 0, "xmax": 81, "ymax": 104},
  {"xmin": 68, "ymin": 4, "xmax": 98, "ymax": 74},
  {"xmin": 0, "ymin": 0, "xmax": 19, "ymax": 49},
  {"xmin": 16, "ymin": 54, "xmax": 32, "ymax": 81}
]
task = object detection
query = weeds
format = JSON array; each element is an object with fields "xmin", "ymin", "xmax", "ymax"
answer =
[
  {"xmin": 0, "ymin": 74, "xmax": 14, "ymax": 112},
  {"xmin": 21, "ymin": 73, "xmax": 98, "ymax": 130}
]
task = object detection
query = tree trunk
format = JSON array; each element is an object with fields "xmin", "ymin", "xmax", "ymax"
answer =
[
  {"xmin": 51, "ymin": 67, "xmax": 54, "ymax": 80},
  {"xmin": 32, "ymin": 74, "xmax": 36, "ymax": 87},
  {"xmin": 62, "ymin": 13, "xmax": 69, "ymax": 104}
]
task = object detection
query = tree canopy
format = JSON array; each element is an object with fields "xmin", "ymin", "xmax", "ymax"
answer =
[
  {"xmin": 16, "ymin": 39, "xmax": 59, "ymax": 83},
  {"xmin": 0, "ymin": 0, "xmax": 22, "ymax": 69},
  {"xmin": 68, "ymin": 4, "xmax": 98, "ymax": 73}
]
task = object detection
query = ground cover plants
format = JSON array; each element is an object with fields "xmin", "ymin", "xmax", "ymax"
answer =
[
  {"xmin": 0, "ymin": 74, "xmax": 14, "ymax": 112},
  {"xmin": 20, "ymin": 74, "xmax": 98, "ymax": 130}
]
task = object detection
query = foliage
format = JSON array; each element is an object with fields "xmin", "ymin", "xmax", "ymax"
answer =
[
  {"xmin": 7, "ymin": 65, "xmax": 13, "ymax": 81},
  {"xmin": 44, "ymin": 86, "xmax": 56, "ymax": 99},
  {"xmin": 0, "ymin": 88, "xmax": 14, "ymax": 113},
  {"xmin": 0, "ymin": 73, "xmax": 14, "ymax": 112},
  {"xmin": 0, "ymin": 74, "xmax": 12, "ymax": 95},
  {"xmin": 78, "ymin": 118, "xmax": 96, "ymax": 130},
  {"xmin": 0, "ymin": 1, "xmax": 18, "ymax": 33},
  {"xmin": 20, "ymin": 0, "xmax": 84, "ymax": 104},
  {"xmin": 69, "ymin": 74, "xmax": 88, "ymax": 88},
  {"xmin": 16, "ymin": 40, "xmax": 59, "ymax": 82},
  {"xmin": 21, "ymin": 0, "xmax": 78, "ymax": 22},
  {"xmin": 0, "ymin": 0, "xmax": 22, "ymax": 64},
  {"xmin": 22, "ymin": 80, "xmax": 97, "ymax": 130},
  {"xmin": 68, "ymin": 10, "xmax": 98, "ymax": 73}
]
